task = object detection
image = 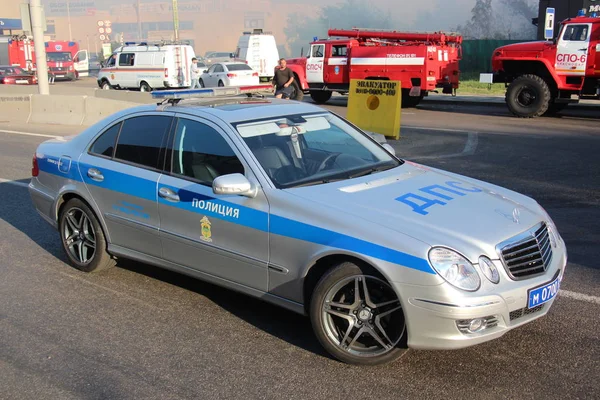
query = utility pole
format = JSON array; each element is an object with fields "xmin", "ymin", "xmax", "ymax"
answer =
[
  {"xmin": 30, "ymin": 0, "xmax": 49, "ymax": 94},
  {"xmin": 136, "ymin": 0, "xmax": 142, "ymax": 41},
  {"xmin": 172, "ymin": 0, "xmax": 179, "ymax": 41},
  {"xmin": 66, "ymin": 0, "xmax": 73, "ymax": 41}
]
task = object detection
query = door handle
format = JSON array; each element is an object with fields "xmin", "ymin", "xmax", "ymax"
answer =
[
  {"xmin": 158, "ymin": 187, "xmax": 180, "ymax": 202},
  {"xmin": 579, "ymin": 48, "xmax": 588, "ymax": 51},
  {"xmin": 87, "ymin": 168, "xmax": 104, "ymax": 182}
]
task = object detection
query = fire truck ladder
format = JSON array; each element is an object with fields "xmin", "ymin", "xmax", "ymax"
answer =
[{"xmin": 174, "ymin": 45, "xmax": 183, "ymax": 86}]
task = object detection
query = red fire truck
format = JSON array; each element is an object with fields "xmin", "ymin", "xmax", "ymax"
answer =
[
  {"xmin": 0, "ymin": 36, "xmax": 36, "ymax": 71},
  {"xmin": 45, "ymin": 41, "xmax": 89, "ymax": 80},
  {"xmin": 285, "ymin": 28, "xmax": 462, "ymax": 107},
  {"xmin": 491, "ymin": 11, "xmax": 600, "ymax": 117}
]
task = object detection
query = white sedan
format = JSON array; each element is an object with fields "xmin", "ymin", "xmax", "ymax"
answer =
[{"xmin": 199, "ymin": 62, "xmax": 259, "ymax": 88}]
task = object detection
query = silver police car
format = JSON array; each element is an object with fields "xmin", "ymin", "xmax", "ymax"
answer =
[{"xmin": 29, "ymin": 85, "xmax": 567, "ymax": 365}]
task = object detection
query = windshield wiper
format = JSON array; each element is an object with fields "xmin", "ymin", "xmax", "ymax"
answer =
[
  {"xmin": 287, "ymin": 177, "xmax": 347, "ymax": 188},
  {"xmin": 348, "ymin": 165, "xmax": 395, "ymax": 179}
]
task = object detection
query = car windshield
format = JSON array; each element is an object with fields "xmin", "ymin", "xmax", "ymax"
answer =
[
  {"xmin": 47, "ymin": 52, "xmax": 72, "ymax": 62},
  {"xmin": 0, "ymin": 67, "xmax": 27, "ymax": 75},
  {"xmin": 227, "ymin": 64, "xmax": 252, "ymax": 71},
  {"xmin": 235, "ymin": 112, "xmax": 402, "ymax": 189}
]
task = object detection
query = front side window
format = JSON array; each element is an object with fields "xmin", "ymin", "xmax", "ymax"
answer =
[
  {"xmin": 236, "ymin": 113, "xmax": 401, "ymax": 188},
  {"xmin": 106, "ymin": 55, "xmax": 116, "ymax": 67},
  {"xmin": 312, "ymin": 45, "xmax": 324, "ymax": 58},
  {"xmin": 171, "ymin": 119, "xmax": 244, "ymax": 185},
  {"xmin": 562, "ymin": 25, "xmax": 589, "ymax": 41},
  {"xmin": 90, "ymin": 122, "xmax": 121, "ymax": 157},
  {"xmin": 114, "ymin": 115, "xmax": 172, "ymax": 169}
]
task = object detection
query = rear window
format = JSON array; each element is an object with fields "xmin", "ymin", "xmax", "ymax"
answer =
[{"xmin": 227, "ymin": 64, "xmax": 252, "ymax": 71}]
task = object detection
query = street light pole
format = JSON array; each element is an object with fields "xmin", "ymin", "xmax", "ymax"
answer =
[
  {"xmin": 66, "ymin": 0, "xmax": 73, "ymax": 41},
  {"xmin": 30, "ymin": 0, "xmax": 49, "ymax": 94},
  {"xmin": 172, "ymin": 0, "xmax": 179, "ymax": 41}
]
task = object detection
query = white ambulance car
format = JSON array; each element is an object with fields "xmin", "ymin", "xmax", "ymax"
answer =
[
  {"xmin": 97, "ymin": 42, "xmax": 196, "ymax": 92},
  {"xmin": 234, "ymin": 29, "xmax": 280, "ymax": 82}
]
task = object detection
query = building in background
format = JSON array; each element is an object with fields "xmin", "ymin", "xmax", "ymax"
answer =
[{"xmin": 536, "ymin": 0, "xmax": 600, "ymax": 39}]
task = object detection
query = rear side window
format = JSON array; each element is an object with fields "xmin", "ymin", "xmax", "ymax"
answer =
[
  {"xmin": 171, "ymin": 118, "xmax": 244, "ymax": 185},
  {"xmin": 214, "ymin": 64, "xmax": 224, "ymax": 73},
  {"xmin": 115, "ymin": 115, "xmax": 172, "ymax": 170},
  {"xmin": 332, "ymin": 45, "xmax": 347, "ymax": 57},
  {"xmin": 227, "ymin": 64, "xmax": 252, "ymax": 71},
  {"xmin": 90, "ymin": 122, "xmax": 121, "ymax": 157}
]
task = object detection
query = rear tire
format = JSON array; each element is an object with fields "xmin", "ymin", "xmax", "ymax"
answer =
[
  {"xmin": 218, "ymin": 80, "xmax": 224, "ymax": 87},
  {"xmin": 310, "ymin": 262, "xmax": 408, "ymax": 365},
  {"xmin": 505, "ymin": 74, "xmax": 551, "ymax": 118},
  {"xmin": 59, "ymin": 198, "xmax": 115, "ymax": 273},
  {"xmin": 310, "ymin": 90, "xmax": 332, "ymax": 104},
  {"xmin": 289, "ymin": 79, "xmax": 304, "ymax": 101},
  {"xmin": 401, "ymin": 88, "xmax": 423, "ymax": 108},
  {"xmin": 140, "ymin": 81, "xmax": 152, "ymax": 92}
]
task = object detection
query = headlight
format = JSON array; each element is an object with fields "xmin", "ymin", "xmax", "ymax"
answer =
[
  {"xmin": 428, "ymin": 247, "xmax": 481, "ymax": 291},
  {"xmin": 478, "ymin": 256, "xmax": 500, "ymax": 284}
]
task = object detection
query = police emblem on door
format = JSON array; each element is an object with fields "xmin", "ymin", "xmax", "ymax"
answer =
[{"xmin": 200, "ymin": 216, "xmax": 212, "ymax": 242}]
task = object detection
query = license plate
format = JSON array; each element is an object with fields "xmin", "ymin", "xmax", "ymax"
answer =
[
  {"xmin": 56, "ymin": 75, "xmax": 65, "ymax": 78},
  {"xmin": 16, "ymin": 80, "xmax": 28, "ymax": 84},
  {"xmin": 527, "ymin": 276, "xmax": 560, "ymax": 309}
]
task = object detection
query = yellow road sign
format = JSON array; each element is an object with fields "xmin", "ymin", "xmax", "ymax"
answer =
[{"xmin": 346, "ymin": 79, "xmax": 401, "ymax": 140}]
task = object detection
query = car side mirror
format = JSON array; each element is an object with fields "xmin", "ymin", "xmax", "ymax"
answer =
[
  {"xmin": 203, "ymin": 69, "xmax": 208, "ymax": 73},
  {"xmin": 382, "ymin": 143, "xmax": 396, "ymax": 156},
  {"xmin": 212, "ymin": 173, "xmax": 257, "ymax": 198}
]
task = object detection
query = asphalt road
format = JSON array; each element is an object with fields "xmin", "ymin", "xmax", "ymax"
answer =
[{"xmin": 0, "ymin": 100, "xmax": 599, "ymax": 400}]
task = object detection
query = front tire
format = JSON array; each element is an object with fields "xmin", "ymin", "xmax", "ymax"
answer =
[
  {"xmin": 310, "ymin": 262, "xmax": 408, "ymax": 365},
  {"xmin": 59, "ymin": 198, "xmax": 115, "ymax": 273},
  {"xmin": 506, "ymin": 74, "xmax": 551, "ymax": 118},
  {"xmin": 310, "ymin": 90, "xmax": 332, "ymax": 104},
  {"xmin": 101, "ymin": 80, "xmax": 112, "ymax": 90}
]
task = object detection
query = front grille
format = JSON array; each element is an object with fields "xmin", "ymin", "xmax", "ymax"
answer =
[
  {"xmin": 499, "ymin": 223, "xmax": 553, "ymax": 279},
  {"xmin": 509, "ymin": 305, "xmax": 544, "ymax": 321}
]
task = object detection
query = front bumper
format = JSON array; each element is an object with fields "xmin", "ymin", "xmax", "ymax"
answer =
[{"xmin": 394, "ymin": 243, "xmax": 567, "ymax": 350}]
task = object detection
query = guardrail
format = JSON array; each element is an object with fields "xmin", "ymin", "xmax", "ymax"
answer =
[{"xmin": 0, "ymin": 94, "xmax": 139, "ymax": 126}]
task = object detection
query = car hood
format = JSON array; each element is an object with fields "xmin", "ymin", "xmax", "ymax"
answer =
[
  {"xmin": 285, "ymin": 162, "xmax": 545, "ymax": 261},
  {"xmin": 496, "ymin": 41, "xmax": 554, "ymax": 53}
]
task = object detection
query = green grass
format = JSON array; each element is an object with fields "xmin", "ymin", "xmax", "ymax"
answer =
[{"xmin": 457, "ymin": 80, "xmax": 507, "ymax": 96}]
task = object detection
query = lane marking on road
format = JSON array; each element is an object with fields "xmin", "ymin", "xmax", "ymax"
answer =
[
  {"xmin": 560, "ymin": 290, "xmax": 600, "ymax": 305},
  {"xmin": 0, "ymin": 178, "xmax": 29, "ymax": 188},
  {"xmin": 403, "ymin": 125, "xmax": 478, "ymax": 134},
  {"xmin": 0, "ymin": 129, "xmax": 62, "ymax": 140}
]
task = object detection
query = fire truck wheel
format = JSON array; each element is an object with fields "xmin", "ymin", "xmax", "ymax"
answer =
[
  {"xmin": 290, "ymin": 80, "xmax": 304, "ymax": 101},
  {"xmin": 401, "ymin": 89, "xmax": 423, "ymax": 108},
  {"xmin": 140, "ymin": 82, "xmax": 152, "ymax": 92},
  {"xmin": 310, "ymin": 90, "xmax": 332, "ymax": 104},
  {"xmin": 506, "ymin": 74, "xmax": 551, "ymax": 118}
]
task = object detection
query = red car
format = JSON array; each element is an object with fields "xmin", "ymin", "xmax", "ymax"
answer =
[{"xmin": 0, "ymin": 65, "xmax": 38, "ymax": 85}]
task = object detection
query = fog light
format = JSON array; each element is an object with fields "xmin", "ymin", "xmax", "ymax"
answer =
[
  {"xmin": 456, "ymin": 316, "xmax": 498, "ymax": 334},
  {"xmin": 469, "ymin": 318, "xmax": 485, "ymax": 332}
]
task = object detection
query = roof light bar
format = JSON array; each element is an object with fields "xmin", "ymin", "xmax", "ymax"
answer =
[{"xmin": 151, "ymin": 84, "xmax": 273, "ymax": 100}]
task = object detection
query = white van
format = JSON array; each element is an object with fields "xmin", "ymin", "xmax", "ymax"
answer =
[
  {"xmin": 234, "ymin": 30, "xmax": 280, "ymax": 82},
  {"xmin": 97, "ymin": 43, "xmax": 196, "ymax": 91}
]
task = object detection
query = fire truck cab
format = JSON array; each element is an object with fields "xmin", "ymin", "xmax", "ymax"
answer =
[
  {"xmin": 286, "ymin": 28, "xmax": 462, "ymax": 107},
  {"xmin": 492, "ymin": 10, "xmax": 600, "ymax": 117},
  {"xmin": 45, "ymin": 41, "xmax": 89, "ymax": 80}
]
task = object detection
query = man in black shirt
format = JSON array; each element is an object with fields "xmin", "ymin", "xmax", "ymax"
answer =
[{"xmin": 273, "ymin": 58, "xmax": 294, "ymax": 99}]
